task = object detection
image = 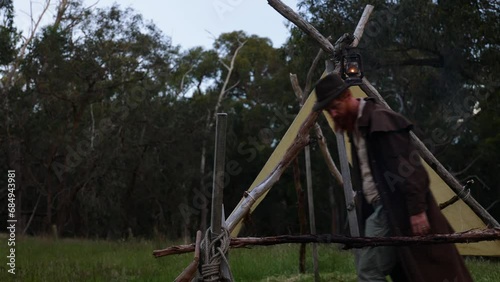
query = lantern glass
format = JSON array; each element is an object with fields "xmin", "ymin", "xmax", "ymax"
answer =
[
  {"xmin": 346, "ymin": 61, "xmax": 360, "ymax": 75},
  {"xmin": 341, "ymin": 51, "xmax": 363, "ymax": 84}
]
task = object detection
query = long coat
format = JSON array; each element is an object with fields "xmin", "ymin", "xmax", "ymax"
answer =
[{"xmin": 349, "ymin": 98, "xmax": 473, "ymax": 282}]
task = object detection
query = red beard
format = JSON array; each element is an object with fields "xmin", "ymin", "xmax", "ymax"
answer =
[{"xmin": 333, "ymin": 115, "xmax": 355, "ymax": 133}]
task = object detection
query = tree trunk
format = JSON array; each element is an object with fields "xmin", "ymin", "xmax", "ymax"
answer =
[
  {"xmin": 46, "ymin": 173, "xmax": 53, "ymax": 234},
  {"xmin": 328, "ymin": 182, "xmax": 337, "ymax": 234},
  {"xmin": 199, "ymin": 139, "xmax": 208, "ymax": 232},
  {"xmin": 8, "ymin": 138, "xmax": 24, "ymax": 235}
]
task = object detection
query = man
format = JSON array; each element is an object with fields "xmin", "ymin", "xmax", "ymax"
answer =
[{"xmin": 313, "ymin": 73, "xmax": 473, "ymax": 282}]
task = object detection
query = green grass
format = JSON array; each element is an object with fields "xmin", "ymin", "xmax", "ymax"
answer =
[{"xmin": 0, "ymin": 235, "xmax": 499, "ymax": 281}]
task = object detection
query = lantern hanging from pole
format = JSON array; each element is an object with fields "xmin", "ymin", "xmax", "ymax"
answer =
[{"xmin": 341, "ymin": 51, "xmax": 364, "ymax": 85}]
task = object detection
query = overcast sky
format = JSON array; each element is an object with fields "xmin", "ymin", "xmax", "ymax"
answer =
[{"xmin": 13, "ymin": 0, "xmax": 299, "ymax": 50}]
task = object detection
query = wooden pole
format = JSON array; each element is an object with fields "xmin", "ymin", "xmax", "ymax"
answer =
[
  {"xmin": 305, "ymin": 145, "xmax": 320, "ymax": 281},
  {"xmin": 211, "ymin": 113, "xmax": 228, "ymax": 238},
  {"xmin": 174, "ymin": 230, "xmax": 202, "ymax": 282},
  {"xmin": 290, "ymin": 71, "xmax": 321, "ymax": 280},
  {"xmin": 207, "ymin": 113, "xmax": 233, "ymax": 281},
  {"xmin": 267, "ymin": 0, "xmax": 334, "ymax": 53},
  {"xmin": 335, "ymin": 126, "xmax": 361, "ymax": 268},
  {"xmin": 335, "ymin": 134, "xmax": 360, "ymax": 237},
  {"xmin": 292, "ymin": 158, "xmax": 307, "ymax": 273},
  {"xmin": 154, "ymin": 228, "xmax": 500, "ymax": 257},
  {"xmin": 352, "ymin": 5, "xmax": 374, "ymax": 47},
  {"xmin": 290, "ymin": 74, "xmax": 308, "ymax": 274}
]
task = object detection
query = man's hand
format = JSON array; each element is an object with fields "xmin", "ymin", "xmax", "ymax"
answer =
[{"xmin": 410, "ymin": 211, "xmax": 431, "ymax": 235}]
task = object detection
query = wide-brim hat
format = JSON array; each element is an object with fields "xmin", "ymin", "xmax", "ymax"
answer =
[{"xmin": 313, "ymin": 72, "xmax": 353, "ymax": 111}]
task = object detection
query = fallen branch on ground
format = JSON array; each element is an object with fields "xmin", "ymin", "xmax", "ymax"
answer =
[{"xmin": 153, "ymin": 228, "xmax": 500, "ymax": 258}]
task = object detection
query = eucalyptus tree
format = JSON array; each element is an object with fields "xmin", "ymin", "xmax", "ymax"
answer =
[
  {"xmin": 18, "ymin": 2, "xmax": 180, "ymax": 237},
  {"xmin": 0, "ymin": 0, "xmax": 55, "ymax": 235}
]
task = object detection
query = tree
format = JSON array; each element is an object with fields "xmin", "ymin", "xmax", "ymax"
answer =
[
  {"xmin": 0, "ymin": 0, "xmax": 16, "ymax": 66},
  {"xmin": 0, "ymin": 0, "xmax": 56, "ymax": 235},
  {"xmin": 15, "ymin": 3, "xmax": 178, "ymax": 237}
]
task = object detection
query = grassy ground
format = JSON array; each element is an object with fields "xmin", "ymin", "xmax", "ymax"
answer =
[{"xmin": 0, "ymin": 235, "xmax": 499, "ymax": 281}]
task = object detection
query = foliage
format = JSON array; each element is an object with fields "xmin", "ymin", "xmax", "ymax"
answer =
[
  {"xmin": 0, "ymin": 0, "xmax": 17, "ymax": 65},
  {"xmin": 1, "ymin": 236, "xmax": 498, "ymax": 281}
]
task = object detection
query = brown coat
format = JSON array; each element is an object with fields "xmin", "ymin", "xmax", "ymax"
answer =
[{"xmin": 350, "ymin": 98, "xmax": 473, "ymax": 282}]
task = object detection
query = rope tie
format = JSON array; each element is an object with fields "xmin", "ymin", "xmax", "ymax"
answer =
[
  {"xmin": 200, "ymin": 226, "xmax": 233, "ymax": 281},
  {"xmin": 244, "ymin": 190, "xmax": 256, "ymax": 203},
  {"xmin": 458, "ymin": 186, "xmax": 471, "ymax": 200}
]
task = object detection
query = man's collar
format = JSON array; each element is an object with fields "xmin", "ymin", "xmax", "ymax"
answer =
[
  {"xmin": 357, "ymin": 98, "xmax": 366, "ymax": 119},
  {"xmin": 357, "ymin": 98, "xmax": 376, "ymax": 128}
]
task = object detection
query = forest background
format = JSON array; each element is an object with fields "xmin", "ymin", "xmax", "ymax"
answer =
[{"xmin": 0, "ymin": 0, "xmax": 499, "ymax": 242}]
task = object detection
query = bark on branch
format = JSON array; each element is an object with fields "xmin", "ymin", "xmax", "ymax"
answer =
[
  {"xmin": 154, "ymin": 228, "xmax": 500, "ymax": 257},
  {"xmin": 268, "ymin": 1, "xmax": 373, "ymax": 55},
  {"xmin": 352, "ymin": 5, "xmax": 374, "ymax": 47},
  {"xmin": 174, "ymin": 231, "xmax": 202, "ymax": 282},
  {"xmin": 267, "ymin": 0, "xmax": 334, "ymax": 53},
  {"xmin": 314, "ymin": 123, "xmax": 343, "ymax": 185}
]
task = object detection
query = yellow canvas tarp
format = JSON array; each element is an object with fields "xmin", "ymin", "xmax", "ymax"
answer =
[
  {"xmin": 228, "ymin": 84, "xmax": 500, "ymax": 256},
  {"xmin": 229, "ymin": 89, "xmax": 317, "ymax": 236}
]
